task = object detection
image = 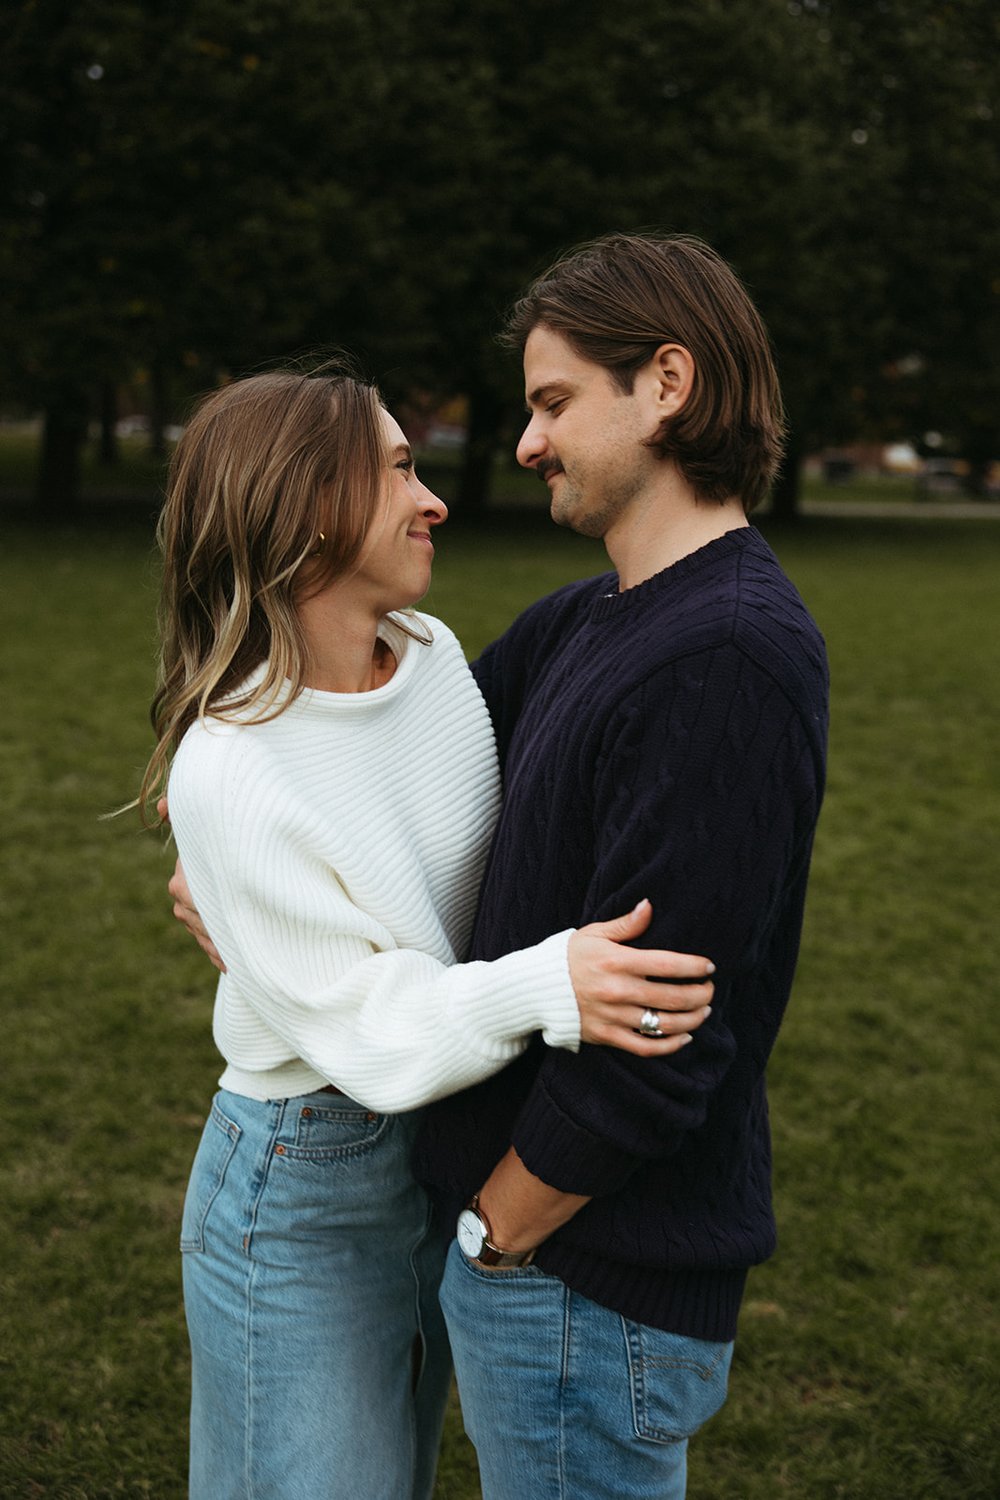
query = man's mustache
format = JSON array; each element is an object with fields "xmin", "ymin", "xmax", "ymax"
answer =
[{"xmin": 536, "ymin": 459, "xmax": 565, "ymax": 484}]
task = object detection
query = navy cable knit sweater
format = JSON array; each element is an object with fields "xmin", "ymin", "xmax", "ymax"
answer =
[{"xmin": 415, "ymin": 526, "xmax": 829, "ymax": 1340}]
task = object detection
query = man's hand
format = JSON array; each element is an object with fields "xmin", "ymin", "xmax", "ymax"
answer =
[
  {"xmin": 475, "ymin": 1147, "xmax": 589, "ymax": 1259},
  {"xmin": 567, "ymin": 899, "xmax": 714, "ymax": 1055},
  {"xmin": 167, "ymin": 856, "xmax": 226, "ymax": 973}
]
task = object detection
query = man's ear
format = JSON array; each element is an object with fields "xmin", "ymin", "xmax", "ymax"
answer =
[{"xmin": 650, "ymin": 343, "xmax": 695, "ymax": 419}]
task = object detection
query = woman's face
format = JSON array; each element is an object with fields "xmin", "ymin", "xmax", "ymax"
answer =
[{"xmin": 345, "ymin": 410, "xmax": 448, "ymax": 614}]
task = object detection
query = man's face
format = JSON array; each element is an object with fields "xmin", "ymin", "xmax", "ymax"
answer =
[{"xmin": 516, "ymin": 325, "xmax": 659, "ymax": 539}]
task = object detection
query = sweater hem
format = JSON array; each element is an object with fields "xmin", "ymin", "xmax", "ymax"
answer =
[
  {"xmin": 219, "ymin": 1062, "xmax": 330, "ymax": 1102},
  {"xmin": 533, "ymin": 1242, "xmax": 749, "ymax": 1341}
]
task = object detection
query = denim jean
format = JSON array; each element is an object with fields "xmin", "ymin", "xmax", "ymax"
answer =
[
  {"xmin": 439, "ymin": 1239, "xmax": 733, "ymax": 1500},
  {"xmin": 180, "ymin": 1088, "xmax": 451, "ymax": 1500}
]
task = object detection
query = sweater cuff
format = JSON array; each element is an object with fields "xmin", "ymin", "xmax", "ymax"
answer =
[
  {"xmin": 512, "ymin": 1072, "xmax": 637, "ymax": 1197},
  {"xmin": 528, "ymin": 929, "xmax": 580, "ymax": 1052},
  {"xmin": 459, "ymin": 927, "xmax": 580, "ymax": 1058}
]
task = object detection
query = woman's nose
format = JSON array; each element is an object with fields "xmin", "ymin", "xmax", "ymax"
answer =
[{"xmin": 420, "ymin": 487, "xmax": 448, "ymax": 524}]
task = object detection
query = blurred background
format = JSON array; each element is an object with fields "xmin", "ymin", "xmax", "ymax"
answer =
[
  {"xmin": 1, "ymin": 3, "xmax": 998, "ymax": 1497},
  {"xmin": 1, "ymin": 0, "xmax": 998, "ymax": 519}
]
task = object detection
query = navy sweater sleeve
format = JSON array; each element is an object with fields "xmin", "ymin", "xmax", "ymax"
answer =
[{"xmin": 511, "ymin": 643, "xmax": 826, "ymax": 1199}]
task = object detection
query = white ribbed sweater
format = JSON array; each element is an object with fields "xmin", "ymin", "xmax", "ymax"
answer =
[{"xmin": 167, "ymin": 614, "xmax": 579, "ymax": 1112}]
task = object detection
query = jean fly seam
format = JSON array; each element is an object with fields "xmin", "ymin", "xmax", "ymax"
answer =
[
  {"xmin": 243, "ymin": 1254, "xmax": 258, "ymax": 1500},
  {"xmin": 242, "ymin": 1100, "xmax": 287, "ymax": 1500},
  {"xmin": 404, "ymin": 1182, "xmax": 435, "ymax": 1490},
  {"xmin": 558, "ymin": 1284, "xmax": 573, "ymax": 1498}
]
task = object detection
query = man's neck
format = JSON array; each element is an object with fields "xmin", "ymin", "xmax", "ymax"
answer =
[{"xmin": 604, "ymin": 484, "xmax": 749, "ymax": 592}]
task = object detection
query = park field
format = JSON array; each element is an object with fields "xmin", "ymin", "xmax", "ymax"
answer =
[{"xmin": 1, "ymin": 510, "xmax": 997, "ymax": 1498}]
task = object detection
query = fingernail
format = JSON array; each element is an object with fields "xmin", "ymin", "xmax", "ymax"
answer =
[
  {"xmin": 632, "ymin": 898, "xmax": 650, "ymax": 914},
  {"xmin": 703, "ymin": 1007, "xmax": 712, "ymax": 1018},
  {"xmin": 679, "ymin": 1033, "xmax": 693, "ymax": 1045},
  {"xmin": 705, "ymin": 962, "xmax": 716, "ymax": 974}
]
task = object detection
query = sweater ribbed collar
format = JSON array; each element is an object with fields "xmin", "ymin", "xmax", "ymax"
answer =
[
  {"xmin": 588, "ymin": 525, "xmax": 763, "ymax": 622},
  {"xmin": 232, "ymin": 614, "xmax": 425, "ymax": 719}
]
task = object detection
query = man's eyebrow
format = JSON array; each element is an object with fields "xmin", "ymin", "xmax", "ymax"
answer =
[{"xmin": 525, "ymin": 382, "xmax": 570, "ymax": 413}]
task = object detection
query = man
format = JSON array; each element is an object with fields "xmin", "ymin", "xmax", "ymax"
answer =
[
  {"xmin": 411, "ymin": 234, "xmax": 829, "ymax": 1499},
  {"xmin": 171, "ymin": 233, "xmax": 827, "ymax": 1498}
]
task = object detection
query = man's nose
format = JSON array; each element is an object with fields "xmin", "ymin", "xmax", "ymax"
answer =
[{"xmin": 515, "ymin": 417, "xmax": 546, "ymax": 470}]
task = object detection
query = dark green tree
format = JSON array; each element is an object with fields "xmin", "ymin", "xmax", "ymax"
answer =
[
  {"xmin": 3, "ymin": 0, "xmax": 995, "ymax": 515},
  {"xmin": 823, "ymin": 0, "xmax": 1000, "ymax": 492},
  {"xmin": 0, "ymin": 0, "xmax": 428, "ymax": 511}
]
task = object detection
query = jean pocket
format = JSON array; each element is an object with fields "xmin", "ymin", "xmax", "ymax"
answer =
[
  {"xmin": 456, "ymin": 1250, "xmax": 548, "ymax": 1285},
  {"xmin": 624, "ymin": 1322, "xmax": 734, "ymax": 1443},
  {"xmin": 179, "ymin": 1099, "xmax": 241, "ymax": 1253},
  {"xmin": 280, "ymin": 1099, "xmax": 390, "ymax": 1161}
]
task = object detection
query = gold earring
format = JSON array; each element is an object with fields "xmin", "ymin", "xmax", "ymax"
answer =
[{"xmin": 311, "ymin": 531, "xmax": 326, "ymax": 556}]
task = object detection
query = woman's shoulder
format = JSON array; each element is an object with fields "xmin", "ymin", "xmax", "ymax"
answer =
[
  {"xmin": 391, "ymin": 608, "xmax": 461, "ymax": 652},
  {"xmin": 388, "ymin": 611, "xmax": 472, "ymax": 680},
  {"xmin": 170, "ymin": 710, "xmax": 266, "ymax": 805}
]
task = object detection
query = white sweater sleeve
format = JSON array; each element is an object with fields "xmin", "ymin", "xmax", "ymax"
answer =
[{"xmin": 168, "ymin": 727, "xmax": 580, "ymax": 1113}]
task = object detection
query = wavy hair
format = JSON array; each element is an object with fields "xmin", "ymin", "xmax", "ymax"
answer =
[
  {"xmin": 503, "ymin": 233, "xmax": 786, "ymax": 514},
  {"xmin": 137, "ymin": 369, "xmax": 387, "ymax": 824}
]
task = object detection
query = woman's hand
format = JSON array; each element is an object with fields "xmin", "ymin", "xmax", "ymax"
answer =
[
  {"xmin": 567, "ymin": 899, "xmax": 714, "ymax": 1055},
  {"xmin": 156, "ymin": 796, "xmax": 226, "ymax": 972},
  {"xmin": 167, "ymin": 855, "xmax": 227, "ymax": 973}
]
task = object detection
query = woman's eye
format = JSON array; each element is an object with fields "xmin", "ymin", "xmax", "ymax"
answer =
[{"xmin": 396, "ymin": 459, "xmax": 414, "ymax": 474}]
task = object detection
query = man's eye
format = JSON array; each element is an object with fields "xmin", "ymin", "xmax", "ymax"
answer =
[{"xmin": 546, "ymin": 401, "xmax": 565, "ymax": 416}]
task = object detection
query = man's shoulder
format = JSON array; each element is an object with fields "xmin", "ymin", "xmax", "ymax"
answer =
[
  {"xmin": 663, "ymin": 530, "xmax": 824, "ymax": 667},
  {"xmin": 729, "ymin": 533, "xmax": 828, "ymax": 700},
  {"xmin": 619, "ymin": 530, "xmax": 827, "ymax": 723}
]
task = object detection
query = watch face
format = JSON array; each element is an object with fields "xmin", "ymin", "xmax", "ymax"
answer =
[{"xmin": 456, "ymin": 1207, "xmax": 485, "ymax": 1260}]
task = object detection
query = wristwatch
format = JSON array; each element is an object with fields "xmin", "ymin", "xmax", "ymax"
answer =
[{"xmin": 456, "ymin": 1194, "xmax": 536, "ymax": 1268}]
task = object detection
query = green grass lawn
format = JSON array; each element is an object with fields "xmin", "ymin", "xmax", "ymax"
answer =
[
  {"xmin": 1, "ymin": 510, "xmax": 997, "ymax": 1497},
  {"xmin": 0, "ymin": 427, "xmax": 172, "ymax": 500}
]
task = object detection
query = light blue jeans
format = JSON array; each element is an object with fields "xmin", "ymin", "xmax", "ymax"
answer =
[
  {"xmin": 180, "ymin": 1089, "xmax": 451, "ymax": 1500},
  {"xmin": 439, "ymin": 1239, "xmax": 733, "ymax": 1500}
]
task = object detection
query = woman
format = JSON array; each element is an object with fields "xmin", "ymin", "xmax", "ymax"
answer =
[{"xmin": 141, "ymin": 369, "xmax": 714, "ymax": 1500}]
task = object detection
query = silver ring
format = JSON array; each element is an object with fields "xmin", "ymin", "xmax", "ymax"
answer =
[{"xmin": 638, "ymin": 1007, "xmax": 664, "ymax": 1038}]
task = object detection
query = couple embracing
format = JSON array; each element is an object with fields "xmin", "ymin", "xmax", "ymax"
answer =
[{"xmin": 143, "ymin": 233, "xmax": 828, "ymax": 1499}]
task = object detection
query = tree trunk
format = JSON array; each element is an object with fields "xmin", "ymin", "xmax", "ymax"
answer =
[
  {"xmin": 769, "ymin": 431, "xmax": 803, "ymax": 521},
  {"xmin": 963, "ymin": 424, "xmax": 994, "ymax": 498},
  {"xmin": 149, "ymin": 363, "xmax": 168, "ymax": 460},
  {"xmin": 98, "ymin": 380, "xmax": 119, "ymax": 465},
  {"xmin": 457, "ymin": 383, "xmax": 505, "ymax": 514},
  {"xmin": 35, "ymin": 394, "xmax": 89, "ymax": 517}
]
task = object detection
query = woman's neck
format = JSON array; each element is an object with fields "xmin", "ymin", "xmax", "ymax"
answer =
[{"xmin": 296, "ymin": 592, "xmax": 397, "ymax": 694}]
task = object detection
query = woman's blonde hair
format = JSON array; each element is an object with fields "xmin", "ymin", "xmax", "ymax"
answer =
[{"xmin": 138, "ymin": 368, "xmax": 388, "ymax": 824}]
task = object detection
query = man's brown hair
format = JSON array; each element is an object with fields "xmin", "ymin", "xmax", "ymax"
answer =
[{"xmin": 503, "ymin": 233, "xmax": 786, "ymax": 514}]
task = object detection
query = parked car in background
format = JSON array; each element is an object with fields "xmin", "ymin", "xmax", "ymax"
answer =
[{"xmin": 915, "ymin": 457, "xmax": 968, "ymax": 498}]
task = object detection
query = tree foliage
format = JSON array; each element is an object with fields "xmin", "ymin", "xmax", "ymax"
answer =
[{"xmin": 1, "ymin": 0, "xmax": 997, "ymax": 511}]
